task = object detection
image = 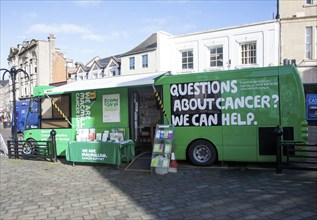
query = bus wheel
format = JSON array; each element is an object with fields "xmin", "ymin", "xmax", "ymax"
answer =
[
  {"xmin": 22, "ymin": 139, "xmax": 38, "ymax": 155},
  {"xmin": 22, "ymin": 142, "xmax": 35, "ymax": 155},
  {"xmin": 188, "ymin": 140, "xmax": 217, "ymax": 166}
]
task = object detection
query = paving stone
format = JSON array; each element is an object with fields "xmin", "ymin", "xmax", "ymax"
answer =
[
  {"xmin": 298, "ymin": 211, "xmax": 317, "ymax": 218},
  {"xmin": 1, "ymin": 155, "xmax": 316, "ymax": 220},
  {"xmin": 34, "ymin": 215, "xmax": 49, "ymax": 220}
]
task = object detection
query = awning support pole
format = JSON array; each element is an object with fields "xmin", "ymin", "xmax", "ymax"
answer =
[
  {"xmin": 45, "ymin": 94, "xmax": 73, "ymax": 127},
  {"xmin": 152, "ymin": 85, "xmax": 169, "ymax": 124}
]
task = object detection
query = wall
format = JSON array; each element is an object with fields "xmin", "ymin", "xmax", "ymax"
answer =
[
  {"xmin": 52, "ymin": 51, "xmax": 67, "ymax": 83},
  {"xmin": 37, "ymin": 41, "xmax": 50, "ymax": 86},
  {"xmin": 279, "ymin": 0, "xmax": 317, "ymax": 86},
  {"xmin": 121, "ymin": 50, "xmax": 157, "ymax": 75},
  {"xmin": 165, "ymin": 21, "xmax": 279, "ymax": 74},
  {"xmin": 280, "ymin": 0, "xmax": 317, "ymax": 18}
]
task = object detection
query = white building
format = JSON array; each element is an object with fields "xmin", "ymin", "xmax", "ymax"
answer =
[{"xmin": 120, "ymin": 20, "xmax": 279, "ymax": 75}]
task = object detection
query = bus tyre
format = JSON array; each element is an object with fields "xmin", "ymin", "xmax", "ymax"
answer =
[
  {"xmin": 22, "ymin": 139, "xmax": 38, "ymax": 155},
  {"xmin": 188, "ymin": 140, "xmax": 217, "ymax": 166},
  {"xmin": 22, "ymin": 142, "xmax": 35, "ymax": 155}
]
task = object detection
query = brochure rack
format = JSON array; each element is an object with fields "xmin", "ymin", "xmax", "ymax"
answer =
[{"xmin": 150, "ymin": 124, "xmax": 174, "ymax": 174}]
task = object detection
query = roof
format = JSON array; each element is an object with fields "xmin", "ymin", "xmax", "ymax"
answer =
[
  {"xmin": 121, "ymin": 33, "xmax": 157, "ymax": 57},
  {"xmin": 96, "ymin": 56, "xmax": 120, "ymax": 68},
  {"xmin": 76, "ymin": 62, "xmax": 91, "ymax": 72},
  {"xmin": 44, "ymin": 72, "xmax": 166, "ymax": 95},
  {"xmin": 84, "ymin": 55, "xmax": 121, "ymax": 69},
  {"xmin": 97, "ymin": 57, "xmax": 112, "ymax": 67}
]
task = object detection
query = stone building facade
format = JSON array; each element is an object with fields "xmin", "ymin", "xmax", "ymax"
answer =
[
  {"xmin": 279, "ymin": 0, "xmax": 317, "ymax": 94},
  {"xmin": 6, "ymin": 34, "xmax": 73, "ymax": 99}
]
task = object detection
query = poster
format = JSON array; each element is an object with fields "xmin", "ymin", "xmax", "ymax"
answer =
[
  {"xmin": 75, "ymin": 91, "xmax": 95, "ymax": 128},
  {"xmin": 103, "ymin": 94, "xmax": 120, "ymax": 122},
  {"xmin": 170, "ymin": 78, "xmax": 279, "ymax": 127}
]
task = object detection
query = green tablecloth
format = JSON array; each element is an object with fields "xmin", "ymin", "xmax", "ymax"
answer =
[{"xmin": 66, "ymin": 140, "xmax": 135, "ymax": 166}]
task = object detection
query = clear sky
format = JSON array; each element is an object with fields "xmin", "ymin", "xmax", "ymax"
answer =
[{"xmin": 0, "ymin": 0, "xmax": 277, "ymax": 70}]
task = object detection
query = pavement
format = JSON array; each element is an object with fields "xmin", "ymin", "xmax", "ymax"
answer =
[
  {"xmin": 0, "ymin": 156, "xmax": 317, "ymax": 220},
  {"xmin": 0, "ymin": 125, "xmax": 317, "ymax": 220}
]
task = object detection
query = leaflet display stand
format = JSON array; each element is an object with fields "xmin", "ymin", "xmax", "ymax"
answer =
[{"xmin": 150, "ymin": 124, "xmax": 174, "ymax": 174}]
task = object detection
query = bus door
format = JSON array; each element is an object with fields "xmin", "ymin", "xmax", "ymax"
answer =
[{"xmin": 129, "ymin": 86, "xmax": 163, "ymax": 151}]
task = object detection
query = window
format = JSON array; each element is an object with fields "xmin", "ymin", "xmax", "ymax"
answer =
[
  {"xmin": 78, "ymin": 75, "xmax": 86, "ymax": 81},
  {"xmin": 41, "ymin": 95, "xmax": 71, "ymax": 128},
  {"xmin": 306, "ymin": 27, "xmax": 312, "ymax": 59},
  {"xmin": 182, "ymin": 50, "xmax": 193, "ymax": 69},
  {"xmin": 306, "ymin": 0, "xmax": 313, "ymax": 4},
  {"xmin": 129, "ymin": 57, "xmax": 135, "ymax": 70},
  {"xmin": 241, "ymin": 42, "xmax": 257, "ymax": 64},
  {"xmin": 210, "ymin": 46, "xmax": 223, "ymax": 67},
  {"xmin": 142, "ymin": 54, "xmax": 148, "ymax": 68}
]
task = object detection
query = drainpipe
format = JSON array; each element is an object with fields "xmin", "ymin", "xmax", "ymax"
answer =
[
  {"xmin": 275, "ymin": 0, "xmax": 280, "ymax": 19},
  {"xmin": 278, "ymin": 20, "xmax": 282, "ymax": 65},
  {"xmin": 226, "ymin": 35, "xmax": 230, "ymax": 70},
  {"xmin": 276, "ymin": 0, "xmax": 282, "ymax": 65}
]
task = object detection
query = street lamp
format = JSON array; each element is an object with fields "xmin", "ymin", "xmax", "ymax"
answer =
[{"xmin": 1, "ymin": 66, "xmax": 29, "ymax": 142}]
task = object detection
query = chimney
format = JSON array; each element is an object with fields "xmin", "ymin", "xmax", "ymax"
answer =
[{"xmin": 48, "ymin": 34, "xmax": 55, "ymax": 49}]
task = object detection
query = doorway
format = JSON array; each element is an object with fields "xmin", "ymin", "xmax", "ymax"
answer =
[{"xmin": 129, "ymin": 86, "xmax": 163, "ymax": 154}]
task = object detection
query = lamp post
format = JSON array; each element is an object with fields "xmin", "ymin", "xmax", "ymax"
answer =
[{"xmin": 1, "ymin": 67, "xmax": 29, "ymax": 142}]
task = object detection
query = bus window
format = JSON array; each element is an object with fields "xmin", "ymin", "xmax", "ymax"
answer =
[{"xmin": 41, "ymin": 95, "xmax": 71, "ymax": 128}]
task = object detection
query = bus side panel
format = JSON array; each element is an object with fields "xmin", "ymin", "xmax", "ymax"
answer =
[
  {"xmin": 71, "ymin": 88, "xmax": 130, "ymax": 142},
  {"xmin": 24, "ymin": 128, "xmax": 75, "ymax": 156},
  {"xmin": 162, "ymin": 83, "xmax": 224, "ymax": 161},
  {"xmin": 160, "ymin": 70, "xmax": 281, "ymax": 163},
  {"xmin": 221, "ymin": 75, "xmax": 280, "ymax": 162},
  {"xmin": 25, "ymin": 87, "xmax": 130, "ymax": 157},
  {"xmin": 222, "ymin": 126, "xmax": 257, "ymax": 162},
  {"xmin": 279, "ymin": 66, "xmax": 308, "ymax": 141}
]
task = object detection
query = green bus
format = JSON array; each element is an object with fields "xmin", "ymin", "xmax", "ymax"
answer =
[{"xmin": 24, "ymin": 65, "xmax": 308, "ymax": 166}]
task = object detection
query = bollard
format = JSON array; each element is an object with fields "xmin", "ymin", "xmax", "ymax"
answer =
[
  {"xmin": 50, "ymin": 129, "xmax": 57, "ymax": 162},
  {"xmin": 274, "ymin": 126, "xmax": 283, "ymax": 174},
  {"xmin": 7, "ymin": 140, "xmax": 11, "ymax": 158}
]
